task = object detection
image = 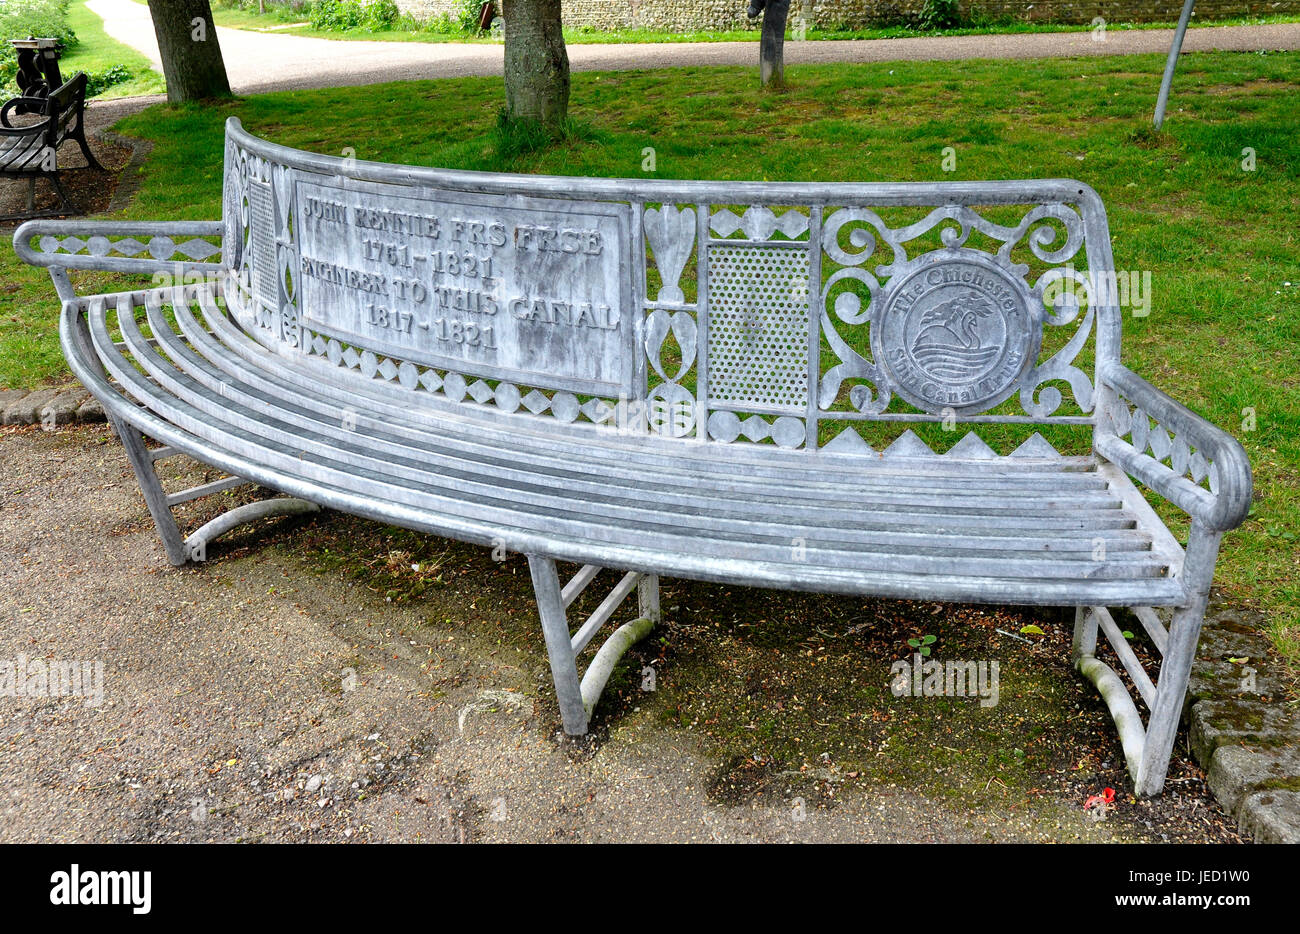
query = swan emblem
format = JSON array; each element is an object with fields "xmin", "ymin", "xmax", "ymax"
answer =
[{"xmin": 909, "ymin": 289, "xmax": 1003, "ymax": 381}]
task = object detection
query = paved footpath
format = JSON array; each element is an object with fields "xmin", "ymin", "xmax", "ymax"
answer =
[{"xmin": 87, "ymin": 0, "xmax": 1300, "ymax": 95}]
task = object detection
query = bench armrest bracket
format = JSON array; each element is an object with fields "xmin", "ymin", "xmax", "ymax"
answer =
[
  {"xmin": 13, "ymin": 219, "xmax": 225, "ymax": 281},
  {"xmin": 1095, "ymin": 361, "xmax": 1252, "ymax": 532},
  {"xmin": 1, "ymin": 97, "xmax": 51, "ymax": 127}
]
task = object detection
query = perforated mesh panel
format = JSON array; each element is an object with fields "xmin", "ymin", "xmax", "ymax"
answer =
[
  {"xmin": 247, "ymin": 179, "xmax": 278, "ymax": 311},
  {"xmin": 706, "ymin": 244, "xmax": 810, "ymax": 411}
]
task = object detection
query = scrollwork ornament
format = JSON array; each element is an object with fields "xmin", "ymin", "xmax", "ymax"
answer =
[
  {"xmin": 823, "ymin": 208, "xmax": 884, "ymax": 267},
  {"xmin": 818, "ymin": 266, "xmax": 891, "ymax": 414},
  {"xmin": 999, "ymin": 203, "xmax": 1085, "ymax": 266},
  {"xmin": 1018, "ymin": 264, "xmax": 1097, "ymax": 416},
  {"xmin": 824, "ymin": 266, "xmax": 880, "ymax": 326},
  {"xmin": 1034, "ymin": 265, "xmax": 1092, "ymax": 327}
]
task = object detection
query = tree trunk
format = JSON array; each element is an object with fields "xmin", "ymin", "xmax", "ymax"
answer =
[
  {"xmin": 501, "ymin": 0, "xmax": 569, "ymax": 131},
  {"xmin": 759, "ymin": 0, "xmax": 791, "ymax": 89},
  {"xmin": 146, "ymin": 0, "xmax": 233, "ymax": 103}
]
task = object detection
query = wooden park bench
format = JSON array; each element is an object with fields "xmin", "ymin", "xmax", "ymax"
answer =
[
  {"xmin": 14, "ymin": 118, "xmax": 1252, "ymax": 796},
  {"xmin": 1, "ymin": 72, "xmax": 101, "ymax": 219}
]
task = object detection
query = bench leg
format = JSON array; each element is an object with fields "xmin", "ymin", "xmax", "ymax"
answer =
[
  {"xmin": 74, "ymin": 129, "xmax": 104, "ymax": 171},
  {"xmin": 1135, "ymin": 522, "xmax": 1223, "ymax": 797},
  {"xmin": 114, "ymin": 418, "xmax": 190, "ymax": 566},
  {"xmin": 527, "ymin": 554, "xmax": 589, "ymax": 736},
  {"xmin": 638, "ymin": 573, "xmax": 661, "ymax": 625},
  {"xmin": 49, "ymin": 172, "xmax": 77, "ymax": 215},
  {"xmin": 1074, "ymin": 521, "xmax": 1225, "ymax": 797},
  {"xmin": 113, "ymin": 420, "xmax": 321, "ymax": 566},
  {"xmin": 1071, "ymin": 604, "xmax": 1098, "ymax": 660},
  {"xmin": 526, "ymin": 557, "xmax": 659, "ymax": 736}
]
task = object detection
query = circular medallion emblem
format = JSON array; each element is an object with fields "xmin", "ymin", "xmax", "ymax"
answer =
[{"xmin": 873, "ymin": 251, "xmax": 1040, "ymax": 415}]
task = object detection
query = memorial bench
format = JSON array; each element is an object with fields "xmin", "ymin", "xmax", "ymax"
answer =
[
  {"xmin": 14, "ymin": 118, "xmax": 1252, "ymax": 796},
  {"xmin": 1, "ymin": 71, "xmax": 101, "ymax": 219}
]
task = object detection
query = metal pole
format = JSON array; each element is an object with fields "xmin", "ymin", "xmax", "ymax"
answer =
[{"xmin": 1154, "ymin": 0, "xmax": 1196, "ymax": 129}]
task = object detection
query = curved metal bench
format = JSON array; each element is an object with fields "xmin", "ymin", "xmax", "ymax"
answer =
[{"xmin": 15, "ymin": 118, "xmax": 1251, "ymax": 796}]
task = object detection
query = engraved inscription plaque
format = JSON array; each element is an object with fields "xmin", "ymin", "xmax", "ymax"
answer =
[
  {"xmin": 873, "ymin": 250, "xmax": 1041, "ymax": 415},
  {"xmin": 293, "ymin": 176, "xmax": 635, "ymax": 397}
]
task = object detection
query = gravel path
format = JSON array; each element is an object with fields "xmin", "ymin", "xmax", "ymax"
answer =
[{"xmin": 85, "ymin": 0, "xmax": 1300, "ymax": 95}]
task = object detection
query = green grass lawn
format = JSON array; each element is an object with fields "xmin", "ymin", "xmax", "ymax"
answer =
[
  {"xmin": 2, "ymin": 51, "xmax": 1297, "ymax": 673},
  {"xmin": 63, "ymin": 0, "xmax": 166, "ymax": 98},
  {"xmin": 201, "ymin": 3, "xmax": 1300, "ymax": 45}
]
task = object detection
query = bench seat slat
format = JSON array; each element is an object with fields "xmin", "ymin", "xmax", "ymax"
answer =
[
  {"xmin": 151, "ymin": 311, "xmax": 1129, "ymax": 520},
  {"xmin": 186, "ymin": 296, "xmax": 1111, "ymax": 505},
  {"xmin": 79, "ymin": 292, "xmax": 1184, "ymax": 596},
  {"xmin": 128, "ymin": 300, "xmax": 1146, "ymax": 538},
  {"xmin": 174, "ymin": 297, "xmax": 1120, "ymax": 513},
  {"xmin": 195, "ymin": 296, "xmax": 1102, "ymax": 487},
  {"xmin": 116, "ymin": 326, "xmax": 1161, "ymax": 574},
  {"xmin": 68, "ymin": 298, "xmax": 1184, "ymax": 607},
  {"xmin": 0, "ymin": 135, "xmax": 47, "ymax": 172}
]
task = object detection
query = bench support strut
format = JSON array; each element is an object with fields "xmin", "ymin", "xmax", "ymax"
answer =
[
  {"xmin": 528, "ymin": 556, "xmax": 659, "ymax": 735},
  {"xmin": 1136, "ymin": 522, "xmax": 1222, "ymax": 797},
  {"xmin": 113, "ymin": 419, "xmax": 320, "ymax": 566},
  {"xmin": 1072, "ymin": 521, "xmax": 1224, "ymax": 797}
]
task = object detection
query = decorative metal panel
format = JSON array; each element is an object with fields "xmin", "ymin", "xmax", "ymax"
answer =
[
  {"xmin": 872, "ymin": 250, "xmax": 1042, "ymax": 415},
  {"xmin": 817, "ymin": 203, "xmax": 1096, "ymax": 422},
  {"xmin": 215, "ymin": 123, "xmax": 1124, "ymax": 446},
  {"xmin": 246, "ymin": 178, "xmax": 278, "ymax": 313},
  {"xmin": 705, "ymin": 243, "xmax": 810, "ymax": 412}
]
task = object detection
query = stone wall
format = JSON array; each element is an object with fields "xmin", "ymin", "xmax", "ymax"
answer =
[{"xmin": 397, "ymin": 0, "xmax": 1297, "ymax": 32}]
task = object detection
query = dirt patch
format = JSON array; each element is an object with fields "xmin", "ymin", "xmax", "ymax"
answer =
[
  {"xmin": 0, "ymin": 425, "xmax": 1251, "ymax": 842},
  {"xmin": 1202, "ymin": 77, "xmax": 1296, "ymax": 96}
]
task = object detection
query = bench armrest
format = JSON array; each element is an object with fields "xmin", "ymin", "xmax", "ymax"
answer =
[
  {"xmin": 1096, "ymin": 362, "xmax": 1252, "ymax": 531},
  {"xmin": 13, "ymin": 219, "xmax": 225, "ymax": 278},
  {"xmin": 1, "ymin": 96, "xmax": 51, "ymax": 126},
  {"xmin": 0, "ymin": 113, "xmax": 53, "ymax": 140}
]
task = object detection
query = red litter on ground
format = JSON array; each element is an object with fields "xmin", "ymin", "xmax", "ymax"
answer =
[{"xmin": 1083, "ymin": 787, "xmax": 1116, "ymax": 810}]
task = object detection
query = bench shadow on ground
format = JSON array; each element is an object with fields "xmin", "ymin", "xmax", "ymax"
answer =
[{"xmin": 155, "ymin": 440, "xmax": 1245, "ymax": 843}]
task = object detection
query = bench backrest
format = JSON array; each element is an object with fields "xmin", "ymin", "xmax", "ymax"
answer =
[
  {"xmin": 222, "ymin": 118, "xmax": 1122, "ymax": 454},
  {"xmin": 45, "ymin": 72, "xmax": 87, "ymax": 137}
]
